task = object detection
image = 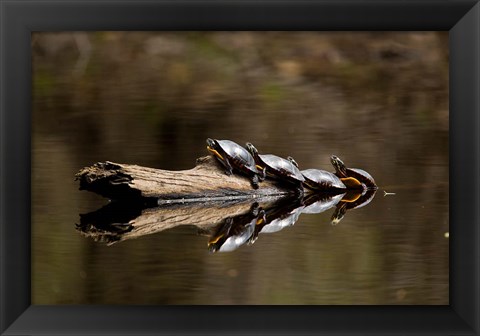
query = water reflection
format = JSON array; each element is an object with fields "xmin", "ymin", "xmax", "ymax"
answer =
[
  {"xmin": 253, "ymin": 196, "xmax": 304, "ymax": 236},
  {"xmin": 77, "ymin": 190, "xmax": 376, "ymax": 251},
  {"xmin": 330, "ymin": 189, "xmax": 377, "ymax": 225},
  {"xmin": 208, "ymin": 203, "xmax": 264, "ymax": 252},
  {"xmin": 302, "ymin": 192, "xmax": 345, "ymax": 214}
]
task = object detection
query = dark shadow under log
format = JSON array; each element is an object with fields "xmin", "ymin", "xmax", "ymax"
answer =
[{"xmin": 76, "ymin": 156, "xmax": 292, "ymax": 202}]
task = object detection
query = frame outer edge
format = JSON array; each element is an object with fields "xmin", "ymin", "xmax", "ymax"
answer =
[
  {"xmin": 474, "ymin": 4, "xmax": 479, "ymax": 332},
  {"xmin": 1, "ymin": 0, "xmax": 479, "ymax": 335},
  {"xmin": 0, "ymin": 0, "xmax": 478, "ymax": 31},
  {"xmin": 1, "ymin": 2, "xmax": 32, "ymax": 334},
  {"xmin": 0, "ymin": 0, "xmax": 5, "ymax": 332},
  {"xmin": 472, "ymin": 3, "xmax": 479, "ymax": 334},
  {"xmin": 450, "ymin": 2, "xmax": 480, "ymax": 334}
]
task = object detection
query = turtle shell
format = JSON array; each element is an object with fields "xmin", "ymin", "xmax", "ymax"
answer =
[
  {"xmin": 346, "ymin": 168, "xmax": 377, "ymax": 189},
  {"xmin": 258, "ymin": 154, "xmax": 305, "ymax": 183},
  {"xmin": 301, "ymin": 169, "xmax": 346, "ymax": 191},
  {"xmin": 215, "ymin": 140, "xmax": 259, "ymax": 175}
]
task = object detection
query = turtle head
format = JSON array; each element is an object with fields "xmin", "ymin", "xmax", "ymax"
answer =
[
  {"xmin": 206, "ymin": 138, "xmax": 217, "ymax": 148},
  {"xmin": 207, "ymin": 217, "xmax": 234, "ymax": 253},
  {"xmin": 287, "ymin": 156, "xmax": 299, "ymax": 168},
  {"xmin": 207, "ymin": 234, "xmax": 222, "ymax": 252},
  {"xmin": 206, "ymin": 138, "xmax": 223, "ymax": 158},
  {"xmin": 330, "ymin": 155, "xmax": 348, "ymax": 177},
  {"xmin": 207, "ymin": 243, "xmax": 220, "ymax": 253},
  {"xmin": 245, "ymin": 142, "xmax": 258, "ymax": 156},
  {"xmin": 256, "ymin": 209, "xmax": 266, "ymax": 225}
]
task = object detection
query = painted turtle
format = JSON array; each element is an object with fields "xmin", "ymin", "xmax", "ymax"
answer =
[
  {"xmin": 301, "ymin": 169, "xmax": 346, "ymax": 191},
  {"xmin": 330, "ymin": 155, "xmax": 377, "ymax": 190},
  {"xmin": 245, "ymin": 143, "xmax": 304, "ymax": 194},
  {"xmin": 331, "ymin": 188, "xmax": 377, "ymax": 225},
  {"xmin": 206, "ymin": 138, "xmax": 265, "ymax": 189}
]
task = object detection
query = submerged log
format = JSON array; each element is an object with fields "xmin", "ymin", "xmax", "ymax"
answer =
[{"xmin": 75, "ymin": 155, "xmax": 292, "ymax": 202}]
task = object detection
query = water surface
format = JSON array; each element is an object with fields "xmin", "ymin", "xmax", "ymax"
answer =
[{"xmin": 32, "ymin": 32, "xmax": 449, "ymax": 304}]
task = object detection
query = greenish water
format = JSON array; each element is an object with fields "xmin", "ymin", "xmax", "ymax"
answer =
[{"xmin": 32, "ymin": 31, "xmax": 448, "ymax": 304}]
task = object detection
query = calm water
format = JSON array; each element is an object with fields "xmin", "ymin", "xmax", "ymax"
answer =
[{"xmin": 32, "ymin": 32, "xmax": 449, "ymax": 304}]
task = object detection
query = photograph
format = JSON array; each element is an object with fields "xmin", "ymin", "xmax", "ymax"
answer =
[{"xmin": 31, "ymin": 31, "xmax": 449, "ymax": 305}]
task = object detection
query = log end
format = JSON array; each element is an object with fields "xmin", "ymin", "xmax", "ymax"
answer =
[{"xmin": 75, "ymin": 161, "xmax": 148, "ymax": 201}]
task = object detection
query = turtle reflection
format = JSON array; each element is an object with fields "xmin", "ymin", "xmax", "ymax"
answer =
[
  {"xmin": 301, "ymin": 192, "xmax": 345, "ymax": 214},
  {"xmin": 331, "ymin": 189, "xmax": 377, "ymax": 225},
  {"xmin": 250, "ymin": 197, "xmax": 305, "ymax": 242},
  {"xmin": 208, "ymin": 203, "xmax": 265, "ymax": 253}
]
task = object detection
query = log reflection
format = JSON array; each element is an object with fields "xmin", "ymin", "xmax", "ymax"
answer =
[{"xmin": 77, "ymin": 190, "xmax": 377, "ymax": 249}]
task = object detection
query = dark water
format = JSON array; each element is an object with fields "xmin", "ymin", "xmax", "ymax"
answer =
[{"xmin": 32, "ymin": 32, "xmax": 449, "ymax": 304}]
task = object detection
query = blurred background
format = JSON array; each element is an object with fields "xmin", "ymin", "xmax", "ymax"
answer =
[{"xmin": 32, "ymin": 32, "xmax": 449, "ymax": 304}]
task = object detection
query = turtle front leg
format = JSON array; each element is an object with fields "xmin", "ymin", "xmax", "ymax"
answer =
[
  {"xmin": 258, "ymin": 167, "xmax": 267, "ymax": 181},
  {"xmin": 223, "ymin": 157, "xmax": 233, "ymax": 175},
  {"xmin": 250, "ymin": 174, "xmax": 260, "ymax": 189},
  {"xmin": 216, "ymin": 156, "xmax": 233, "ymax": 175},
  {"xmin": 248, "ymin": 210, "xmax": 266, "ymax": 245}
]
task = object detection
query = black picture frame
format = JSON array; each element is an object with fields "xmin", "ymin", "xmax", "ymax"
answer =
[{"xmin": 1, "ymin": 1, "xmax": 479, "ymax": 335}]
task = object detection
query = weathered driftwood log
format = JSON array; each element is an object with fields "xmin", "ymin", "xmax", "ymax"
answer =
[{"xmin": 75, "ymin": 156, "xmax": 292, "ymax": 202}]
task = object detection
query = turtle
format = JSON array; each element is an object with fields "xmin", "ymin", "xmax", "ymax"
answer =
[
  {"xmin": 331, "ymin": 188, "xmax": 377, "ymax": 225},
  {"xmin": 206, "ymin": 138, "xmax": 265, "ymax": 189},
  {"xmin": 245, "ymin": 143, "xmax": 305, "ymax": 194},
  {"xmin": 208, "ymin": 203, "xmax": 265, "ymax": 253},
  {"xmin": 330, "ymin": 155, "xmax": 377, "ymax": 190},
  {"xmin": 301, "ymin": 169, "xmax": 346, "ymax": 192}
]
